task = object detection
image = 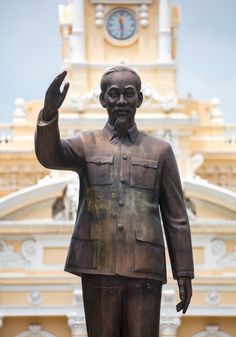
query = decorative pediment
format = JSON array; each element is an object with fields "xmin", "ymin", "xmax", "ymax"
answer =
[{"xmin": 69, "ymin": 82, "xmax": 179, "ymax": 112}]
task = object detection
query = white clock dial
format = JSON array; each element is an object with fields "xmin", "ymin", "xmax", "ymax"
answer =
[{"xmin": 106, "ymin": 9, "xmax": 136, "ymax": 40}]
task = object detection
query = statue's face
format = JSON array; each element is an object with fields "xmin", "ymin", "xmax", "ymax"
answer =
[{"xmin": 100, "ymin": 71, "xmax": 143, "ymax": 126}]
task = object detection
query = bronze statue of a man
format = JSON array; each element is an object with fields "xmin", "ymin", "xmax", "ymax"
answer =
[{"xmin": 35, "ymin": 66, "xmax": 194, "ymax": 337}]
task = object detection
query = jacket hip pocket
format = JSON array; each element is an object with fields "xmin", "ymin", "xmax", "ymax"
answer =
[{"xmin": 134, "ymin": 232, "xmax": 165, "ymax": 275}]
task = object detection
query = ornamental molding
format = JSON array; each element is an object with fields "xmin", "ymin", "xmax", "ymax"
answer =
[
  {"xmin": 217, "ymin": 245, "xmax": 236, "ymax": 267},
  {"xmin": 91, "ymin": 0, "xmax": 152, "ymax": 4},
  {"xmin": 69, "ymin": 81, "xmax": 178, "ymax": 113},
  {"xmin": 0, "ymin": 174, "xmax": 69, "ymax": 219},
  {"xmin": 182, "ymin": 179, "xmax": 236, "ymax": 214},
  {"xmin": 205, "ymin": 291, "xmax": 221, "ymax": 306},
  {"xmin": 13, "ymin": 324, "xmax": 56, "ymax": 337},
  {"xmin": 210, "ymin": 237, "xmax": 236, "ymax": 267},
  {"xmin": 160, "ymin": 316, "xmax": 181, "ymax": 335},
  {"xmin": 27, "ymin": 290, "xmax": 43, "ymax": 306},
  {"xmin": 192, "ymin": 325, "xmax": 232, "ymax": 337},
  {"xmin": 0, "ymin": 239, "xmax": 37, "ymax": 269},
  {"xmin": 67, "ymin": 314, "xmax": 87, "ymax": 336}
]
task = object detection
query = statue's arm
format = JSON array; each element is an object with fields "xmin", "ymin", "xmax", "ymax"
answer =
[
  {"xmin": 159, "ymin": 144, "xmax": 194, "ymax": 313},
  {"xmin": 35, "ymin": 71, "xmax": 84, "ymax": 171}
]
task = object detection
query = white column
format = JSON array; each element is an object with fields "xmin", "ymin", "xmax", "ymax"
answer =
[
  {"xmin": 158, "ymin": 0, "xmax": 172, "ymax": 63},
  {"xmin": 160, "ymin": 317, "xmax": 181, "ymax": 337},
  {"xmin": 67, "ymin": 314, "xmax": 87, "ymax": 337},
  {"xmin": 69, "ymin": 0, "xmax": 85, "ymax": 63}
]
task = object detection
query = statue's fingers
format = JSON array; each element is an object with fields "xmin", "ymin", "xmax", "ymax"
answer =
[
  {"xmin": 61, "ymin": 82, "xmax": 70, "ymax": 100},
  {"xmin": 179, "ymin": 285, "xmax": 185, "ymax": 301},
  {"xmin": 176, "ymin": 301, "xmax": 184, "ymax": 312},
  {"xmin": 48, "ymin": 71, "xmax": 67, "ymax": 91},
  {"xmin": 183, "ymin": 291, "xmax": 192, "ymax": 314},
  {"xmin": 57, "ymin": 82, "xmax": 70, "ymax": 107}
]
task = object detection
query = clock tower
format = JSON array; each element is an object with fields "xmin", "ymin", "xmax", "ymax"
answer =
[{"xmin": 58, "ymin": 0, "xmax": 180, "ymax": 118}]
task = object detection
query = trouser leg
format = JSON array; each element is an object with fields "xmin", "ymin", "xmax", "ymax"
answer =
[
  {"xmin": 81, "ymin": 274, "xmax": 122, "ymax": 337},
  {"xmin": 122, "ymin": 278, "xmax": 162, "ymax": 337},
  {"xmin": 81, "ymin": 275, "xmax": 162, "ymax": 337}
]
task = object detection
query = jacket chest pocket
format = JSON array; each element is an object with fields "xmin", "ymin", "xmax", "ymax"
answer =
[
  {"xmin": 86, "ymin": 156, "xmax": 114, "ymax": 185},
  {"xmin": 130, "ymin": 157, "xmax": 158, "ymax": 190}
]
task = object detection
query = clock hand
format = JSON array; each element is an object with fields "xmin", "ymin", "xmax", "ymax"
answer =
[{"xmin": 119, "ymin": 16, "xmax": 124, "ymax": 37}]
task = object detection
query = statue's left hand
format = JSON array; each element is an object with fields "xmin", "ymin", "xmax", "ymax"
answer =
[{"xmin": 176, "ymin": 277, "xmax": 192, "ymax": 314}]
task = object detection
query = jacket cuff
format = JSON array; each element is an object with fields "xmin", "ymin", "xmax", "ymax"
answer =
[
  {"xmin": 173, "ymin": 271, "xmax": 195, "ymax": 280},
  {"xmin": 37, "ymin": 110, "xmax": 58, "ymax": 126}
]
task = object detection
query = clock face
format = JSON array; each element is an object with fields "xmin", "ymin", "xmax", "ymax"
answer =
[{"xmin": 106, "ymin": 9, "xmax": 136, "ymax": 41}]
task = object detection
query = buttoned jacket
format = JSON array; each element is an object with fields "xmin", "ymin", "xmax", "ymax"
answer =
[{"xmin": 35, "ymin": 112, "xmax": 194, "ymax": 283}]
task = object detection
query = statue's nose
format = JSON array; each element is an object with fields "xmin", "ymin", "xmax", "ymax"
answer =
[{"xmin": 117, "ymin": 94, "xmax": 127, "ymax": 105}]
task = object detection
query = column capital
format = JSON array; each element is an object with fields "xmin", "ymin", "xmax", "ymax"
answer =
[
  {"xmin": 67, "ymin": 314, "xmax": 87, "ymax": 337},
  {"xmin": 160, "ymin": 316, "xmax": 181, "ymax": 336}
]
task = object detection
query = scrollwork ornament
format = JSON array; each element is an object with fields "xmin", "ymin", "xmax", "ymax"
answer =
[
  {"xmin": 28, "ymin": 324, "xmax": 42, "ymax": 337},
  {"xmin": 28, "ymin": 290, "xmax": 43, "ymax": 306},
  {"xmin": 205, "ymin": 291, "xmax": 221, "ymax": 306},
  {"xmin": 211, "ymin": 238, "xmax": 226, "ymax": 256},
  {"xmin": 21, "ymin": 239, "xmax": 37, "ymax": 260}
]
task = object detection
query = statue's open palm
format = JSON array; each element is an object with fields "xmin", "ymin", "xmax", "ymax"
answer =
[{"xmin": 43, "ymin": 71, "xmax": 70, "ymax": 121}]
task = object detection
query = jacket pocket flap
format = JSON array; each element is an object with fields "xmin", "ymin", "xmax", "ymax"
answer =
[
  {"xmin": 132, "ymin": 157, "xmax": 158, "ymax": 168},
  {"xmin": 86, "ymin": 156, "xmax": 114, "ymax": 165},
  {"xmin": 135, "ymin": 229, "xmax": 163, "ymax": 246}
]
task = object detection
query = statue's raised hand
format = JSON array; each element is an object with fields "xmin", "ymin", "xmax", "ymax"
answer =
[{"xmin": 42, "ymin": 71, "xmax": 70, "ymax": 121}]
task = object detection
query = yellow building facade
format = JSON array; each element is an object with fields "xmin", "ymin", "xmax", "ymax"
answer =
[{"xmin": 0, "ymin": 1, "xmax": 236, "ymax": 336}]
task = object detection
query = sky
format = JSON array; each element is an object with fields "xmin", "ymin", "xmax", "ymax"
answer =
[{"xmin": 0, "ymin": 0, "xmax": 235, "ymax": 124}]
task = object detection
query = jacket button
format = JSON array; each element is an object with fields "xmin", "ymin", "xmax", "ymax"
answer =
[
  {"xmin": 120, "ymin": 178, "xmax": 126, "ymax": 183},
  {"xmin": 144, "ymin": 162, "xmax": 148, "ymax": 167},
  {"xmin": 122, "ymin": 154, "xmax": 128, "ymax": 160},
  {"xmin": 117, "ymin": 223, "xmax": 124, "ymax": 230},
  {"xmin": 118, "ymin": 200, "xmax": 124, "ymax": 206}
]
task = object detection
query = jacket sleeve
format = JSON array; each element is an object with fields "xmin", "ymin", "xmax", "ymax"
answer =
[
  {"xmin": 159, "ymin": 144, "xmax": 194, "ymax": 280},
  {"xmin": 34, "ymin": 110, "xmax": 85, "ymax": 172}
]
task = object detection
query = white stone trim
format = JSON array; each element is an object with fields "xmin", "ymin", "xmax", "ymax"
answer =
[
  {"xmin": 192, "ymin": 325, "xmax": 233, "ymax": 337},
  {"xmin": 1, "ymin": 306, "xmax": 84, "ymax": 317},
  {"xmin": 67, "ymin": 314, "xmax": 87, "ymax": 336},
  {"xmin": 184, "ymin": 306, "xmax": 236, "ymax": 317},
  {"xmin": 91, "ymin": 0, "xmax": 152, "ymax": 3},
  {"xmin": 64, "ymin": 61, "xmax": 177, "ymax": 69},
  {"xmin": 160, "ymin": 316, "xmax": 181, "ymax": 336},
  {"xmin": 13, "ymin": 324, "xmax": 56, "ymax": 337},
  {"xmin": 69, "ymin": 0, "xmax": 85, "ymax": 63},
  {"xmin": 158, "ymin": 0, "xmax": 172, "ymax": 63},
  {"xmin": 0, "ymin": 285, "xmax": 81, "ymax": 292},
  {"xmin": 0, "ymin": 177, "xmax": 70, "ymax": 218},
  {"xmin": 183, "ymin": 179, "xmax": 236, "ymax": 213}
]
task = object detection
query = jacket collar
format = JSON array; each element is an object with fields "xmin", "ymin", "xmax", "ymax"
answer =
[{"xmin": 103, "ymin": 121, "xmax": 139, "ymax": 144}]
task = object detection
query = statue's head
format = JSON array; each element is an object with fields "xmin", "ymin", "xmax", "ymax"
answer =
[{"xmin": 100, "ymin": 66, "xmax": 143, "ymax": 130}]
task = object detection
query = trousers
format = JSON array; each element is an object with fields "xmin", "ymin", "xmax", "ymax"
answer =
[{"xmin": 81, "ymin": 274, "xmax": 162, "ymax": 337}]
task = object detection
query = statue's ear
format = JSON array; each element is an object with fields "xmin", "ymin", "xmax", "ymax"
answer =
[
  {"xmin": 100, "ymin": 92, "xmax": 106, "ymax": 108},
  {"xmin": 137, "ymin": 92, "xmax": 143, "ymax": 108}
]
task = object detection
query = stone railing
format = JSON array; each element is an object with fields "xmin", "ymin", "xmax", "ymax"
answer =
[
  {"xmin": 0, "ymin": 124, "xmax": 13, "ymax": 145},
  {"xmin": 224, "ymin": 125, "xmax": 236, "ymax": 145}
]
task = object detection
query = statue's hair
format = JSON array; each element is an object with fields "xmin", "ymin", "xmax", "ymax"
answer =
[{"xmin": 100, "ymin": 66, "xmax": 141, "ymax": 93}]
